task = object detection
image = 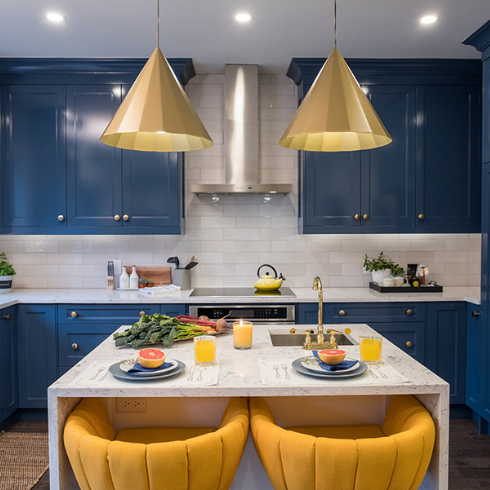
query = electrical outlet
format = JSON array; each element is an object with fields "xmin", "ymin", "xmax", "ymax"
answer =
[{"xmin": 116, "ymin": 397, "xmax": 147, "ymax": 413}]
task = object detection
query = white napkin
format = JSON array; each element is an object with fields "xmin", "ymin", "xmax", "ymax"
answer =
[
  {"xmin": 185, "ymin": 362, "xmax": 220, "ymax": 386},
  {"xmin": 138, "ymin": 285, "xmax": 181, "ymax": 296}
]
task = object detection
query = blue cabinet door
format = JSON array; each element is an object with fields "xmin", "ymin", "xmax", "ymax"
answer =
[
  {"xmin": 2, "ymin": 85, "xmax": 66, "ymax": 228},
  {"xmin": 361, "ymin": 85, "xmax": 416, "ymax": 227},
  {"xmin": 161, "ymin": 304, "xmax": 186, "ymax": 317},
  {"xmin": 122, "ymin": 150, "xmax": 181, "ymax": 231},
  {"xmin": 1, "ymin": 306, "xmax": 17, "ymax": 422},
  {"xmin": 466, "ymin": 305, "xmax": 482, "ymax": 413},
  {"xmin": 66, "ymin": 85, "xmax": 122, "ymax": 229},
  {"xmin": 415, "ymin": 85, "xmax": 480, "ymax": 231},
  {"xmin": 17, "ymin": 305, "xmax": 57, "ymax": 408},
  {"xmin": 427, "ymin": 302, "xmax": 466, "ymax": 404}
]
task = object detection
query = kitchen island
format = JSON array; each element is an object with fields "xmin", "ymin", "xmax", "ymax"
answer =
[{"xmin": 48, "ymin": 322, "xmax": 449, "ymax": 490}]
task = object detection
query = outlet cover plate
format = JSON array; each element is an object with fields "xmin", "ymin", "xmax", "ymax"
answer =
[{"xmin": 116, "ymin": 397, "xmax": 147, "ymax": 413}]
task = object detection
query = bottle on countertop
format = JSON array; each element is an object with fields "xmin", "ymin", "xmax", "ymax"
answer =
[
  {"xmin": 119, "ymin": 267, "xmax": 129, "ymax": 289},
  {"xmin": 130, "ymin": 266, "xmax": 139, "ymax": 290}
]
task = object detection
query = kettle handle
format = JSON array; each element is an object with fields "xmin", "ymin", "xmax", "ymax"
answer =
[{"xmin": 257, "ymin": 264, "xmax": 278, "ymax": 279}]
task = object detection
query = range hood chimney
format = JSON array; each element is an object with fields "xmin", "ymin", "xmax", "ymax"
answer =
[{"xmin": 191, "ymin": 65, "xmax": 292, "ymax": 195}]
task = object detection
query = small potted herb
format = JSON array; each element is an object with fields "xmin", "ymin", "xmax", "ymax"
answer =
[
  {"xmin": 0, "ymin": 252, "xmax": 16, "ymax": 293},
  {"xmin": 363, "ymin": 252, "xmax": 398, "ymax": 285}
]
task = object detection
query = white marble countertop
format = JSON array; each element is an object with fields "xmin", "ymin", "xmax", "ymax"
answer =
[
  {"xmin": 0, "ymin": 285, "xmax": 480, "ymax": 307},
  {"xmin": 49, "ymin": 323, "xmax": 448, "ymax": 398}
]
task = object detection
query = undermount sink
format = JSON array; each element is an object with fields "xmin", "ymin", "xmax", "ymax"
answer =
[{"xmin": 269, "ymin": 331, "xmax": 356, "ymax": 347}]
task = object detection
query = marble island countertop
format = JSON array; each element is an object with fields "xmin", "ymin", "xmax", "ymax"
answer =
[
  {"xmin": 50, "ymin": 323, "xmax": 448, "ymax": 398},
  {"xmin": 0, "ymin": 285, "xmax": 481, "ymax": 307}
]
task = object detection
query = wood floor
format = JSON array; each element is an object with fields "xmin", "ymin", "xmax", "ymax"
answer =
[{"xmin": 4, "ymin": 418, "xmax": 490, "ymax": 489}]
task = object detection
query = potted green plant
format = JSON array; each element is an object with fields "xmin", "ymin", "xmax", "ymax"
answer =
[
  {"xmin": 363, "ymin": 252, "xmax": 397, "ymax": 285},
  {"xmin": 0, "ymin": 252, "xmax": 16, "ymax": 293}
]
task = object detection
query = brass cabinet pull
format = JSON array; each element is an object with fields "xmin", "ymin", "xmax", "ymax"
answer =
[
  {"xmin": 58, "ymin": 215, "xmax": 65, "ymax": 222},
  {"xmin": 114, "ymin": 215, "xmax": 121, "ymax": 221},
  {"xmin": 3, "ymin": 314, "xmax": 10, "ymax": 320},
  {"xmin": 472, "ymin": 311, "xmax": 480, "ymax": 317},
  {"xmin": 406, "ymin": 309, "xmax": 413, "ymax": 316},
  {"xmin": 72, "ymin": 343, "xmax": 78, "ymax": 350},
  {"xmin": 354, "ymin": 214, "xmax": 360, "ymax": 221},
  {"xmin": 418, "ymin": 214, "xmax": 425, "ymax": 220},
  {"xmin": 362, "ymin": 214, "xmax": 369, "ymax": 220},
  {"xmin": 123, "ymin": 215, "xmax": 129, "ymax": 221},
  {"xmin": 71, "ymin": 311, "xmax": 78, "ymax": 318},
  {"xmin": 140, "ymin": 311, "xmax": 146, "ymax": 317},
  {"xmin": 339, "ymin": 310, "xmax": 346, "ymax": 317},
  {"xmin": 406, "ymin": 341, "xmax": 413, "ymax": 348}
]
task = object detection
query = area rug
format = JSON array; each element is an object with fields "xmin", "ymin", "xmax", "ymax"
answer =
[{"xmin": 0, "ymin": 431, "xmax": 49, "ymax": 489}]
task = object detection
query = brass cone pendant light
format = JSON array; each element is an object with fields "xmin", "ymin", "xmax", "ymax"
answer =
[
  {"xmin": 100, "ymin": 1, "xmax": 213, "ymax": 152},
  {"xmin": 279, "ymin": 0, "xmax": 392, "ymax": 152}
]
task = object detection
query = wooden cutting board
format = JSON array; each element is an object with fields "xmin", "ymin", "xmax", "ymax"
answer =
[{"xmin": 124, "ymin": 266, "xmax": 171, "ymax": 286}]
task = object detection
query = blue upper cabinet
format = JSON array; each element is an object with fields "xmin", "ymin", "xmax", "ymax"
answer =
[
  {"xmin": 415, "ymin": 85, "xmax": 480, "ymax": 231},
  {"xmin": 2, "ymin": 85, "xmax": 66, "ymax": 228},
  {"xmin": 0, "ymin": 58, "xmax": 192, "ymax": 234},
  {"xmin": 290, "ymin": 59, "xmax": 481, "ymax": 234}
]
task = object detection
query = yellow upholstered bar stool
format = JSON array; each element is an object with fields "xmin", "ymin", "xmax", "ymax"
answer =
[
  {"xmin": 64, "ymin": 397, "xmax": 249, "ymax": 490},
  {"xmin": 250, "ymin": 395, "xmax": 435, "ymax": 490}
]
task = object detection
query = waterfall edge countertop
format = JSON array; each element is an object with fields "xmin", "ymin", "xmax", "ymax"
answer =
[
  {"xmin": 0, "ymin": 285, "xmax": 480, "ymax": 307},
  {"xmin": 48, "ymin": 323, "xmax": 449, "ymax": 490}
]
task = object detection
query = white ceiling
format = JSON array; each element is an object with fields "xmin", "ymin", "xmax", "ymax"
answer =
[{"xmin": 0, "ymin": 0, "xmax": 488, "ymax": 74}]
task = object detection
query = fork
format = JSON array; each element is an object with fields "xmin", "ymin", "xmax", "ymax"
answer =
[
  {"xmin": 367, "ymin": 366, "xmax": 378, "ymax": 378},
  {"xmin": 281, "ymin": 364, "xmax": 290, "ymax": 379},
  {"xmin": 90, "ymin": 367, "xmax": 105, "ymax": 380},
  {"xmin": 372, "ymin": 365, "xmax": 387, "ymax": 378},
  {"xmin": 272, "ymin": 365, "xmax": 281, "ymax": 378}
]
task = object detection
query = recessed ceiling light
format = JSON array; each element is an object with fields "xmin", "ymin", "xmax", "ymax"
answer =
[
  {"xmin": 420, "ymin": 15, "xmax": 438, "ymax": 25},
  {"xmin": 46, "ymin": 12, "xmax": 65, "ymax": 23},
  {"xmin": 235, "ymin": 12, "xmax": 252, "ymax": 23}
]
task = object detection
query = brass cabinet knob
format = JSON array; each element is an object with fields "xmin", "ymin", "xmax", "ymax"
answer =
[
  {"xmin": 3, "ymin": 314, "xmax": 10, "ymax": 320},
  {"xmin": 472, "ymin": 311, "xmax": 480, "ymax": 317},
  {"xmin": 362, "ymin": 214, "xmax": 369, "ymax": 220},
  {"xmin": 114, "ymin": 215, "xmax": 121, "ymax": 221},
  {"xmin": 354, "ymin": 214, "xmax": 360, "ymax": 221},
  {"xmin": 71, "ymin": 311, "xmax": 78, "ymax": 318},
  {"xmin": 58, "ymin": 215, "xmax": 65, "ymax": 222},
  {"xmin": 339, "ymin": 310, "xmax": 346, "ymax": 317},
  {"xmin": 406, "ymin": 309, "xmax": 413, "ymax": 316},
  {"xmin": 72, "ymin": 343, "xmax": 78, "ymax": 350},
  {"xmin": 140, "ymin": 311, "xmax": 146, "ymax": 316},
  {"xmin": 123, "ymin": 215, "xmax": 129, "ymax": 221},
  {"xmin": 406, "ymin": 341, "xmax": 413, "ymax": 348},
  {"xmin": 418, "ymin": 214, "xmax": 425, "ymax": 220}
]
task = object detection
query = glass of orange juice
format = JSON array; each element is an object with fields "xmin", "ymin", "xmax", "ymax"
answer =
[
  {"xmin": 194, "ymin": 335, "xmax": 216, "ymax": 365},
  {"xmin": 359, "ymin": 334, "xmax": 382, "ymax": 363},
  {"xmin": 233, "ymin": 320, "xmax": 253, "ymax": 350}
]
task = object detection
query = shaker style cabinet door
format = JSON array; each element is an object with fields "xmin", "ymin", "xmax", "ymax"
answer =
[
  {"xmin": 66, "ymin": 85, "xmax": 123, "ymax": 229},
  {"xmin": 415, "ymin": 85, "xmax": 480, "ymax": 231},
  {"xmin": 0, "ymin": 306, "xmax": 17, "ymax": 423},
  {"xmin": 2, "ymin": 85, "xmax": 66, "ymax": 228}
]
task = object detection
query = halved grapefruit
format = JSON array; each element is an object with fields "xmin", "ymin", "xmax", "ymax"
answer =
[{"xmin": 138, "ymin": 348, "xmax": 166, "ymax": 369}]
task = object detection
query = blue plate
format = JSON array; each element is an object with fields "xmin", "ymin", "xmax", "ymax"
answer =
[
  {"xmin": 292, "ymin": 358, "xmax": 367, "ymax": 380},
  {"xmin": 109, "ymin": 360, "xmax": 186, "ymax": 382}
]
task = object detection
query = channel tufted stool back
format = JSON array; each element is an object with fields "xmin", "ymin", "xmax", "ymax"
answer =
[
  {"xmin": 64, "ymin": 397, "xmax": 249, "ymax": 490},
  {"xmin": 249, "ymin": 395, "xmax": 435, "ymax": 490}
]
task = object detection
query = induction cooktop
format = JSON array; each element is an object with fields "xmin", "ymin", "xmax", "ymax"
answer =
[{"xmin": 190, "ymin": 287, "xmax": 296, "ymax": 298}]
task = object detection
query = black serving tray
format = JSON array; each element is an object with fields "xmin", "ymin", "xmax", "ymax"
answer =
[{"xmin": 369, "ymin": 282, "xmax": 443, "ymax": 293}]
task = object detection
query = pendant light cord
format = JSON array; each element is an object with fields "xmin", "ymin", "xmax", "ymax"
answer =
[
  {"xmin": 334, "ymin": 0, "xmax": 337, "ymax": 48},
  {"xmin": 156, "ymin": 0, "xmax": 160, "ymax": 47}
]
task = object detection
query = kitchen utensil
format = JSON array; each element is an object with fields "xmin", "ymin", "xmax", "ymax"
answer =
[
  {"xmin": 185, "ymin": 261, "xmax": 198, "ymax": 270},
  {"xmin": 107, "ymin": 261, "xmax": 115, "ymax": 290},
  {"xmin": 167, "ymin": 256, "xmax": 180, "ymax": 269},
  {"xmin": 254, "ymin": 264, "xmax": 285, "ymax": 291},
  {"xmin": 281, "ymin": 364, "xmax": 291, "ymax": 379}
]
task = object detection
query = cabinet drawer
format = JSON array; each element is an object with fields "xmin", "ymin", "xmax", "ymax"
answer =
[
  {"xmin": 58, "ymin": 304, "xmax": 160, "ymax": 323},
  {"xmin": 327, "ymin": 303, "xmax": 426, "ymax": 322},
  {"xmin": 59, "ymin": 325, "xmax": 116, "ymax": 366},
  {"xmin": 372, "ymin": 322, "xmax": 426, "ymax": 363}
]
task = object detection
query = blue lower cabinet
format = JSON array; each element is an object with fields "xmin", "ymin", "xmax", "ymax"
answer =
[
  {"xmin": 465, "ymin": 304, "xmax": 482, "ymax": 414},
  {"xmin": 427, "ymin": 302, "xmax": 466, "ymax": 405},
  {"xmin": 161, "ymin": 304, "xmax": 186, "ymax": 317},
  {"xmin": 17, "ymin": 305, "xmax": 57, "ymax": 409},
  {"xmin": 1, "ymin": 306, "xmax": 17, "ymax": 423}
]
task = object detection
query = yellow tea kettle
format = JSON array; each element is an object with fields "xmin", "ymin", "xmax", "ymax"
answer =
[{"xmin": 254, "ymin": 264, "xmax": 285, "ymax": 291}]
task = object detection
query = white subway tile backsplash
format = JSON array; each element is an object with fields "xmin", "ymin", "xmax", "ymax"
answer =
[{"xmin": 3, "ymin": 75, "xmax": 481, "ymax": 289}]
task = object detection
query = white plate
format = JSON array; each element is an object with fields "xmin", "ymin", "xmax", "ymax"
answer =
[
  {"xmin": 119, "ymin": 358, "xmax": 178, "ymax": 377},
  {"xmin": 109, "ymin": 361, "xmax": 185, "ymax": 382},
  {"xmin": 301, "ymin": 357, "xmax": 360, "ymax": 374},
  {"xmin": 292, "ymin": 359, "xmax": 367, "ymax": 380}
]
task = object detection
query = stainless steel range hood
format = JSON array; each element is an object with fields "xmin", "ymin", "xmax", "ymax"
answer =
[{"xmin": 191, "ymin": 65, "xmax": 292, "ymax": 195}]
